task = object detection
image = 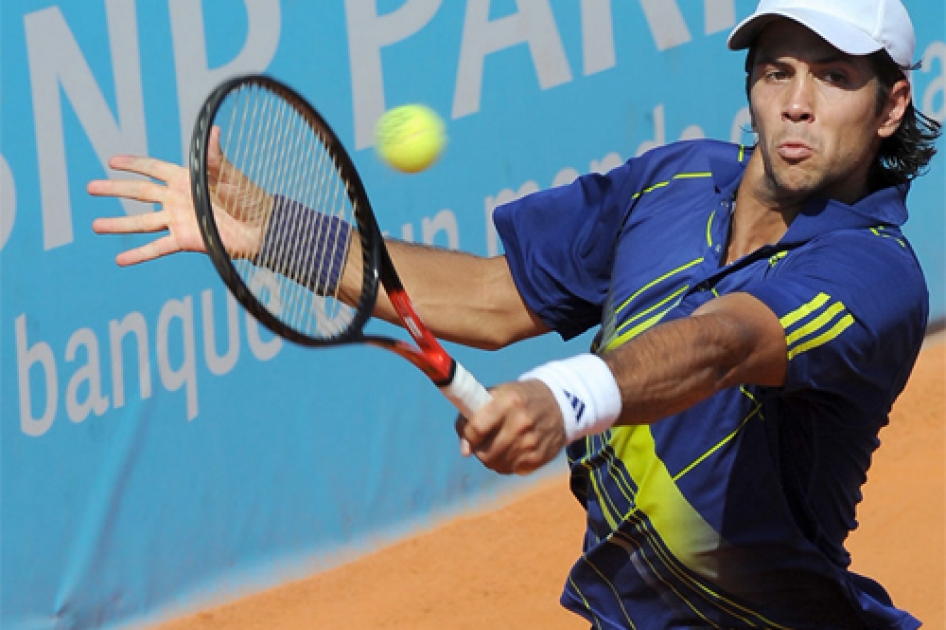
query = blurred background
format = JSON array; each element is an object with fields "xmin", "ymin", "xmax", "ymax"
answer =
[{"xmin": 2, "ymin": 1, "xmax": 943, "ymax": 628}]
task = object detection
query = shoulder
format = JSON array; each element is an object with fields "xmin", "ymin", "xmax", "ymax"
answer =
[
  {"xmin": 619, "ymin": 139, "xmax": 748, "ymax": 196},
  {"xmin": 780, "ymin": 226, "xmax": 928, "ymax": 329},
  {"xmin": 800, "ymin": 226, "xmax": 924, "ymax": 285}
]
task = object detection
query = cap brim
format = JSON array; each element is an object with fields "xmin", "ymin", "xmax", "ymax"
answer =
[{"xmin": 727, "ymin": 8, "xmax": 884, "ymax": 57}]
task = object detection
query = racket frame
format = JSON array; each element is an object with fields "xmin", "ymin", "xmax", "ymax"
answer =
[
  {"xmin": 189, "ymin": 74, "xmax": 461, "ymax": 388},
  {"xmin": 190, "ymin": 75, "xmax": 380, "ymax": 348}
]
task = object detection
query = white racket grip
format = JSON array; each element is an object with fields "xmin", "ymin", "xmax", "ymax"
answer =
[{"xmin": 440, "ymin": 361, "xmax": 492, "ymax": 418}]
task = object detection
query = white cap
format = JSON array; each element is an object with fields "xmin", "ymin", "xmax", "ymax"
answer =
[{"xmin": 727, "ymin": 0, "xmax": 915, "ymax": 70}]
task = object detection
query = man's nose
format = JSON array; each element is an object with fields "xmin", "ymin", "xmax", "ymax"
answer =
[{"xmin": 782, "ymin": 74, "xmax": 815, "ymax": 123}]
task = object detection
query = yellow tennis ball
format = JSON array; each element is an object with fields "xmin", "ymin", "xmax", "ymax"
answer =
[{"xmin": 375, "ymin": 104, "xmax": 446, "ymax": 173}]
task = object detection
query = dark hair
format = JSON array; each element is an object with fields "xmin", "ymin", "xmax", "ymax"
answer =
[
  {"xmin": 743, "ymin": 47, "xmax": 942, "ymax": 189},
  {"xmin": 868, "ymin": 51, "xmax": 942, "ymax": 188}
]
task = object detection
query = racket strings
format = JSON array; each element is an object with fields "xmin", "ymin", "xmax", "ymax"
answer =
[{"xmin": 210, "ymin": 82, "xmax": 364, "ymax": 341}]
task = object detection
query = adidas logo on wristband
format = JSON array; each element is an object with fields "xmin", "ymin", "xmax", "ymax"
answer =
[{"xmin": 519, "ymin": 354, "xmax": 622, "ymax": 443}]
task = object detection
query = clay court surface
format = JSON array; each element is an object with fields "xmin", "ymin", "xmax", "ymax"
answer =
[{"xmin": 155, "ymin": 337, "xmax": 944, "ymax": 630}]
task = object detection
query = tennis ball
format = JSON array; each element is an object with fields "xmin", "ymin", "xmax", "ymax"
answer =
[{"xmin": 375, "ymin": 104, "xmax": 446, "ymax": 173}]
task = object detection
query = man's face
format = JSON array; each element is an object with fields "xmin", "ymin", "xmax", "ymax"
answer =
[{"xmin": 748, "ymin": 19, "xmax": 900, "ymax": 205}]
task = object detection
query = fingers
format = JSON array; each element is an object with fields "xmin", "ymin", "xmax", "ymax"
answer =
[
  {"xmin": 88, "ymin": 153, "xmax": 204, "ymax": 266},
  {"xmin": 87, "ymin": 176, "xmax": 168, "ymax": 205},
  {"xmin": 113, "ymin": 235, "xmax": 182, "ymax": 267},
  {"xmin": 207, "ymin": 126, "xmax": 228, "ymax": 175},
  {"xmin": 92, "ymin": 211, "xmax": 168, "ymax": 236},
  {"xmin": 87, "ymin": 154, "xmax": 188, "ymax": 205},
  {"xmin": 455, "ymin": 381, "xmax": 566, "ymax": 475},
  {"xmin": 454, "ymin": 414, "xmax": 486, "ymax": 458},
  {"xmin": 106, "ymin": 154, "xmax": 182, "ymax": 182},
  {"xmin": 209, "ymin": 126, "xmax": 222, "ymax": 157},
  {"xmin": 454, "ymin": 419, "xmax": 474, "ymax": 457}
]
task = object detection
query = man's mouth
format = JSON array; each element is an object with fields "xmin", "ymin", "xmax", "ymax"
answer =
[{"xmin": 777, "ymin": 141, "xmax": 814, "ymax": 162}]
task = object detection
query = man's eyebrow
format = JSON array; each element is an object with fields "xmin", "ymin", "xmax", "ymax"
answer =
[
  {"xmin": 754, "ymin": 51, "xmax": 856, "ymax": 67},
  {"xmin": 811, "ymin": 52, "xmax": 858, "ymax": 67}
]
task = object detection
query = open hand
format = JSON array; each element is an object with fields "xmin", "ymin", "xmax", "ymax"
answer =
[{"xmin": 88, "ymin": 127, "xmax": 271, "ymax": 265}]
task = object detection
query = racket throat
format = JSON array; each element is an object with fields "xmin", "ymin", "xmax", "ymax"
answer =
[
  {"xmin": 386, "ymin": 289, "xmax": 456, "ymax": 385},
  {"xmin": 368, "ymin": 337, "xmax": 456, "ymax": 386}
]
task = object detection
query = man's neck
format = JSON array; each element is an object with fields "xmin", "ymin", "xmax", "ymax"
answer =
[
  {"xmin": 725, "ymin": 157, "xmax": 803, "ymax": 265},
  {"xmin": 724, "ymin": 198, "xmax": 796, "ymax": 265},
  {"xmin": 725, "ymin": 151, "xmax": 875, "ymax": 265}
]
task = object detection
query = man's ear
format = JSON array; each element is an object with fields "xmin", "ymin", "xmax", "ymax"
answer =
[{"xmin": 878, "ymin": 78, "xmax": 911, "ymax": 139}]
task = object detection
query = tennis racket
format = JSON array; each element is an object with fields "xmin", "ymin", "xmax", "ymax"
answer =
[{"xmin": 188, "ymin": 74, "xmax": 490, "ymax": 418}]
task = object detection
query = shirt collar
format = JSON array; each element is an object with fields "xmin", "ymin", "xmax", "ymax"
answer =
[
  {"xmin": 780, "ymin": 186, "xmax": 910, "ymax": 244},
  {"xmin": 709, "ymin": 146, "xmax": 911, "ymax": 245}
]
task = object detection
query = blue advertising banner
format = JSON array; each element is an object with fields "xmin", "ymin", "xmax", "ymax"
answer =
[{"xmin": 2, "ymin": 1, "xmax": 943, "ymax": 628}]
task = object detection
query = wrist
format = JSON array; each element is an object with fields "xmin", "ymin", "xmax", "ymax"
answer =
[{"xmin": 519, "ymin": 353, "xmax": 622, "ymax": 443}]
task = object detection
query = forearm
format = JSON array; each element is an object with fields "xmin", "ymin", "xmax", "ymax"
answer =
[
  {"xmin": 375, "ymin": 240, "xmax": 548, "ymax": 350},
  {"xmin": 255, "ymin": 198, "xmax": 546, "ymax": 350},
  {"xmin": 602, "ymin": 317, "xmax": 738, "ymax": 424},
  {"xmin": 254, "ymin": 195, "xmax": 349, "ymax": 290},
  {"xmin": 603, "ymin": 306, "xmax": 778, "ymax": 426},
  {"xmin": 522, "ymin": 292, "xmax": 787, "ymax": 443}
]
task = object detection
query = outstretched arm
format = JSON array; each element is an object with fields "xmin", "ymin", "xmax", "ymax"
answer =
[
  {"xmin": 89, "ymin": 151, "xmax": 548, "ymax": 350},
  {"xmin": 457, "ymin": 292, "xmax": 787, "ymax": 474}
]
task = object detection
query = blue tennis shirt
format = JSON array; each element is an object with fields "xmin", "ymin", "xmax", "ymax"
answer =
[{"xmin": 494, "ymin": 139, "xmax": 928, "ymax": 629}]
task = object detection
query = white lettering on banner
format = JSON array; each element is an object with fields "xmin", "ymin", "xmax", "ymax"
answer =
[
  {"xmin": 636, "ymin": 104, "xmax": 708, "ymax": 157},
  {"xmin": 580, "ymin": 0, "xmax": 616, "ymax": 76},
  {"xmin": 109, "ymin": 312, "xmax": 153, "ymax": 409},
  {"xmin": 202, "ymin": 289, "xmax": 241, "ymax": 375},
  {"xmin": 14, "ymin": 289, "xmax": 283, "ymax": 437},
  {"xmin": 24, "ymin": 0, "xmax": 148, "ymax": 251},
  {"xmin": 638, "ymin": 0, "xmax": 737, "ymax": 50},
  {"xmin": 453, "ymin": 0, "xmax": 571, "ymax": 119},
  {"xmin": 346, "ymin": 0, "xmax": 442, "ymax": 150},
  {"xmin": 0, "ymin": 155, "xmax": 15, "ymax": 250},
  {"xmin": 65, "ymin": 328, "xmax": 110, "ymax": 423},
  {"xmin": 248, "ymin": 269, "xmax": 284, "ymax": 316},
  {"xmin": 552, "ymin": 167, "xmax": 581, "ymax": 188},
  {"xmin": 156, "ymin": 297, "xmax": 199, "ymax": 421},
  {"xmin": 590, "ymin": 152, "xmax": 624, "ymax": 175},
  {"xmin": 922, "ymin": 41, "xmax": 946, "ymax": 123},
  {"xmin": 170, "ymin": 0, "xmax": 281, "ymax": 164},
  {"xmin": 246, "ymin": 313, "xmax": 282, "ymax": 361},
  {"xmin": 548, "ymin": 154, "xmax": 624, "ymax": 189},
  {"xmin": 16, "ymin": 315, "xmax": 58, "ymax": 437},
  {"xmin": 704, "ymin": 0, "xmax": 736, "ymax": 36},
  {"xmin": 638, "ymin": 0, "xmax": 691, "ymax": 51},
  {"xmin": 348, "ymin": 0, "xmax": 742, "ymax": 145},
  {"xmin": 389, "ymin": 209, "xmax": 461, "ymax": 249}
]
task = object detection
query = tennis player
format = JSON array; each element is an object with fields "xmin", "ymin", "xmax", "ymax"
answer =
[{"xmin": 89, "ymin": 0, "xmax": 940, "ymax": 627}]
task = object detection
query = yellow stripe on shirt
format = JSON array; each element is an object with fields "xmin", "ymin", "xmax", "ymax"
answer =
[
  {"xmin": 786, "ymin": 301, "xmax": 847, "ymax": 347},
  {"xmin": 788, "ymin": 314, "xmax": 855, "ymax": 360},
  {"xmin": 779, "ymin": 293, "xmax": 831, "ymax": 329}
]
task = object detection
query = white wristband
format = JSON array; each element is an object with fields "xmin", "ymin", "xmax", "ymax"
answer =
[{"xmin": 519, "ymin": 353, "xmax": 622, "ymax": 444}]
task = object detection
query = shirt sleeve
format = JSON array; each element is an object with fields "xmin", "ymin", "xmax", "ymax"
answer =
[
  {"xmin": 493, "ymin": 161, "xmax": 640, "ymax": 340},
  {"xmin": 743, "ymin": 231, "xmax": 928, "ymax": 414}
]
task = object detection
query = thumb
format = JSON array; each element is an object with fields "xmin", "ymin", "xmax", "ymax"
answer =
[{"xmin": 454, "ymin": 414, "xmax": 483, "ymax": 458}]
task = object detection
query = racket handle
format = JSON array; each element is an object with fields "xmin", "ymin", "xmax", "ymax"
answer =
[{"xmin": 440, "ymin": 361, "xmax": 492, "ymax": 418}]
